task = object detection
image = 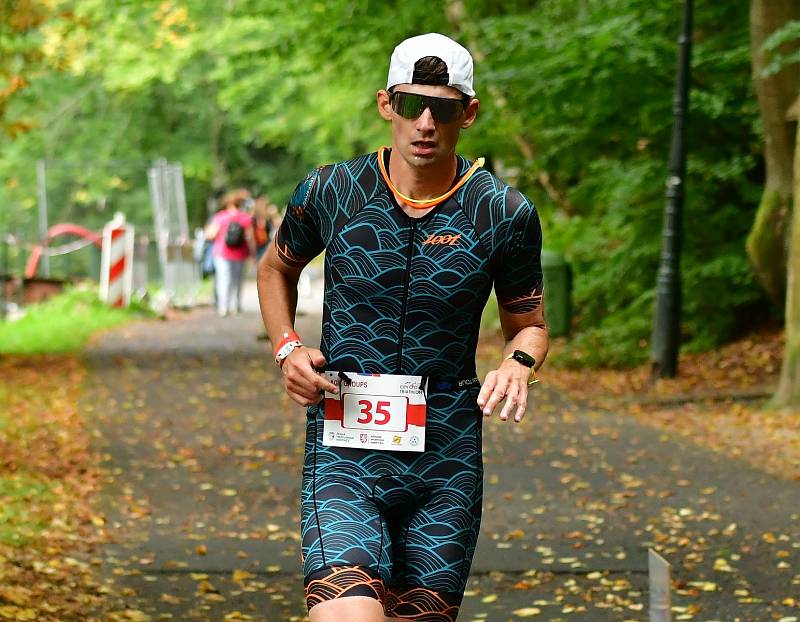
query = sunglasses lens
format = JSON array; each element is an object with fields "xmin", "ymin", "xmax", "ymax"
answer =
[
  {"xmin": 428, "ymin": 99, "xmax": 464, "ymax": 123},
  {"xmin": 391, "ymin": 92, "xmax": 425, "ymax": 119},
  {"xmin": 391, "ymin": 92, "xmax": 465, "ymax": 123}
]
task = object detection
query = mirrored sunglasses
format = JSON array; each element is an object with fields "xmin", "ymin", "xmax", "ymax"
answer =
[{"xmin": 389, "ymin": 91, "xmax": 468, "ymax": 124}]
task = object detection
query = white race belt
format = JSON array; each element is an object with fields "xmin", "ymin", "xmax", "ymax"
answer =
[{"xmin": 321, "ymin": 372, "xmax": 427, "ymax": 452}]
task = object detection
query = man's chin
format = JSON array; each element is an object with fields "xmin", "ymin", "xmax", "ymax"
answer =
[{"xmin": 407, "ymin": 151, "xmax": 440, "ymax": 167}]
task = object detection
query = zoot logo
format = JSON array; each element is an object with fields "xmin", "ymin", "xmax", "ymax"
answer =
[{"xmin": 422, "ymin": 233, "xmax": 461, "ymax": 246}]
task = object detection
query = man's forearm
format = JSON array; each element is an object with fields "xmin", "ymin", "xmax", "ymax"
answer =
[
  {"xmin": 256, "ymin": 260, "xmax": 300, "ymax": 347},
  {"xmin": 503, "ymin": 325, "xmax": 548, "ymax": 371}
]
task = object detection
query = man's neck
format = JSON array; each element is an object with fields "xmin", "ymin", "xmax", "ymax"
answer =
[{"xmin": 387, "ymin": 148, "xmax": 457, "ymax": 202}]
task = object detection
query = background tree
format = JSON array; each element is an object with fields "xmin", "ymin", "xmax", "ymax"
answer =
[
  {"xmin": 0, "ymin": 1, "xmax": 53, "ymax": 139},
  {"xmin": 775, "ymin": 93, "xmax": 800, "ymax": 406},
  {"xmin": 763, "ymin": 18, "xmax": 800, "ymax": 406},
  {"xmin": 746, "ymin": 0, "xmax": 800, "ymax": 308}
]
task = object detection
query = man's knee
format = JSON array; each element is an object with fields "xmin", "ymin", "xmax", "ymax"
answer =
[{"xmin": 308, "ymin": 594, "xmax": 385, "ymax": 622}]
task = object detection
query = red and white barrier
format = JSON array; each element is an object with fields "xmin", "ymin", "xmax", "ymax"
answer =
[{"xmin": 99, "ymin": 213, "xmax": 134, "ymax": 307}]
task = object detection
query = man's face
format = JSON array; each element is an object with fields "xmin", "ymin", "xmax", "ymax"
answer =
[{"xmin": 377, "ymin": 84, "xmax": 479, "ymax": 170}]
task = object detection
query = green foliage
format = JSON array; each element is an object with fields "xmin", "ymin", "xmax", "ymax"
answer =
[
  {"xmin": 0, "ymin": 0, "xmax": 772, "ymax": 366},
  {"xmin": 470, "ymin": 0, "xmax": 763, "ymax": 366},
  {"xmin": 762, "ymin": 19, "xmax": 800, "ymax": 76},
  {"xmin": 0, "ymin": 285, "xmax": 151, "ymax": 354}
]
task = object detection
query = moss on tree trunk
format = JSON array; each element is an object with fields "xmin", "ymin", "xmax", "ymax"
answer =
[{"xmin": 746, "ymin": 188, "xmax": 790, "ymax": 306}]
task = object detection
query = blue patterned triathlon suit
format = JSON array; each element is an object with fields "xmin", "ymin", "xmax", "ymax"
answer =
[{"xmin": 276, "ymin": 149, "xmax": 543, "ymax": 621}]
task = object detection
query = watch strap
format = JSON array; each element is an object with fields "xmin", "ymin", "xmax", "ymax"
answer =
[{"xmin": 504, "ymin": 351, "xmax": 539, "ymax": 386}]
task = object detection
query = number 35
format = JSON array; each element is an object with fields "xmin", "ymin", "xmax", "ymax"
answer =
[{"xmin": 357, "ymin": 400, "xmax": 391, "ymax": 425}]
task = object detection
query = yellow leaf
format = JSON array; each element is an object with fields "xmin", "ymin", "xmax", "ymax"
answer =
[
  {"xmin": 0, "ymin": 587, "xmax": 31, "ymax": 606},
  {"xmin": 196, "ymin": 580, "xmax": 217, "ymax": 594},
  {"xmin": 233, "ymin": 569, "xmax": 255, "ymax": 582},
  {"xmin": 512, "ymin": 607, "xmax": 541, "ymax": 617},
  {"xmin": 687, "ymin": 581, "xmax": 717, "ymax": 592},
  {"xmin": 0, "ymin": 607, "xmax": 36, "ymax": 621},
  {"xmin": 481, "ymin": 594, "xmax": 498, "ymax": 603},
  {"xmin": 203, "ymin": 593, "xmax": 226, "ymax": 602},
  {"xmin": 109, "ymin": 611, "xmax": 152, "ymax": 622},
  {"xmin": 712, "ymin": 558, "xmax": 732, "ymax": 572}
]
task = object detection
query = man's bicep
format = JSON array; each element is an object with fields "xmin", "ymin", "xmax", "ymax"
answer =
[
  {"xmin": 262, "ymin": 238, "xmax": 312, "ymax": 282},
  {"xmin": 497, "ymin": 283, "xmax": 546, "ymax": 341}
]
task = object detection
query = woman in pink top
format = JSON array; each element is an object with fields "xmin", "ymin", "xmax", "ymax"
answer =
[{"xmin": 205, "ymin": 189, "xmax": 256, "ymax": 316}]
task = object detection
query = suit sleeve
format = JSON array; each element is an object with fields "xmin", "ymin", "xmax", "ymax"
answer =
[
  {"xmin": 274, "ymin": 168, "xmax": 325, "ymax": 268},
  {"xmin": 494, "ymin": 198, "xmax": 544, "ymax": 314}
]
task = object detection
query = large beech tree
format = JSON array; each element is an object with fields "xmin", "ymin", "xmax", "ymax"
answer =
[
  {"xmin": 747, "ymin": 0, "xmax": 800, "ymax": 307},
  {"xmin": 775, "ymin": 95, "xmax": 800, "ymax": 406}
]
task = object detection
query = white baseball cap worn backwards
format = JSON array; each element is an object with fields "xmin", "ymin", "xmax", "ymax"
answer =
[{"xmin": 387, "ymin": 33, "xmax": 475, "ymax": 98}]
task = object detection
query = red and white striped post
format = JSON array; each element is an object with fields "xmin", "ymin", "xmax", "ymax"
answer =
[{"xmin": 99, "ymin": 213, "xmax": 135, "ymax": 307}]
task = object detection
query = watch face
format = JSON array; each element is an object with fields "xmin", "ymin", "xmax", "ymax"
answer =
[{"xmin": 512, "ymin": 350, "xmax": 536, "ymax": 367}]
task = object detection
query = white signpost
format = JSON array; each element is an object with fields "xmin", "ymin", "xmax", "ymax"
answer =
[{"xmin": 649, "ymin": 549, "xmax": 672, "ymax": 622}]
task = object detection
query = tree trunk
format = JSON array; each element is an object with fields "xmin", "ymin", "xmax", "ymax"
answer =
[
  {"xmin": 773, "ymin": 97, "xmax": 800, "ymax": 407},
  {"xmin": 747, "ymin": 0, "xmax": 800, "ymax": 307}
]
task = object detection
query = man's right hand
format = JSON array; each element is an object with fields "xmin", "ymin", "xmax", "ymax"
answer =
[{"xmin": 280, "ymin": 347, "xmax": 339, "ymax": 406}]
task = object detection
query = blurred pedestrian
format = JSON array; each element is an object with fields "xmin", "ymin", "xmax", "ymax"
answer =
[
  {"xmin": 205, "ymin": 189, "xmax": 256, "ymax": 316},
  {"xmin": 252, "ymin": 196, "xmax": 273, "ymax": 261}
]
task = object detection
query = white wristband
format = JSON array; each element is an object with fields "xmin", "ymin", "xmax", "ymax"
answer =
[{"xmin": 275, "ymin": 340, "xmax": 303, "ymax": 366}]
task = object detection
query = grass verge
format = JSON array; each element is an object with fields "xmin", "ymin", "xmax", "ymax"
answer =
[{"xmin": 0, "ymin": 284, "xmax": 152, "ymax": 354}]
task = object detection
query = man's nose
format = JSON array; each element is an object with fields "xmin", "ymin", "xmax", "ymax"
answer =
[{"xmin": 415, "ymin": 107, "xmax": 436, "ymax": 131}]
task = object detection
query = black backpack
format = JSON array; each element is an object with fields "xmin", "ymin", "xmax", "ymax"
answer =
[{"xmin": 224, "ymin": 220, "xmax": 245, "ymax": 248}]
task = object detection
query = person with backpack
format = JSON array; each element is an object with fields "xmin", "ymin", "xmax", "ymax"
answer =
[{"xmin": 205, "ymin": 189, "xmax": 256, "ymax": 316}]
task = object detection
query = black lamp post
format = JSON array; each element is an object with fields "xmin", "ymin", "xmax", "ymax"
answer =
[{"xmin": 651, "ymin": 0, "xmax": 694, "ymax": 379}]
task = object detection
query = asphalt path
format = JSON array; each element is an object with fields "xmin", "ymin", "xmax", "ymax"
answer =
[{"xmin": 82, "ymin": 279, "xmax": 800, "ymax": 622}]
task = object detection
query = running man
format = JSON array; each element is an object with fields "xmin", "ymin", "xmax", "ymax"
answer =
[{"xmin": 257, "ymin": 32, "xmax": 548, "ymax": 622}]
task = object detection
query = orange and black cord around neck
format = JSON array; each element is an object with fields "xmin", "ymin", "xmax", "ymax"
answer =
[{"xmin": 377, "ymin": 146, "xmax": 484, "ymax": 210}]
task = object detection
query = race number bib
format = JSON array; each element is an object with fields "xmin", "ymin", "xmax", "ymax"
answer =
[{"xmin": 322, "ymin": 372, "xmax": 426, "ymax": 452}]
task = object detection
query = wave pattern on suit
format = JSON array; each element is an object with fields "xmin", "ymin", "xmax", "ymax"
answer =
[{"xmin": 279, "ymin": 151, "xmax": 542, "ymax": 619}]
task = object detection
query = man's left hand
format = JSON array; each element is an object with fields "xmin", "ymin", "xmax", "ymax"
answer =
[{"xmin": 477, "ymin": 359, "xmax": 530, "ymax": 423}]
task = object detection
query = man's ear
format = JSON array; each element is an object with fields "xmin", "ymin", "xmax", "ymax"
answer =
[
  {"xmin": 461, "ymin": 98, "xmax": 479, "ymax": 129},
  {"xmin": 377, "ymin": 90, "xmax": 393, "ymax": 121}
]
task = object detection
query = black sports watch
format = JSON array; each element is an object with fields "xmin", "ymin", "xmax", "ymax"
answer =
[{"xmin": 510, "ymin": 349, "xmax": 536, "ymax": 368}]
